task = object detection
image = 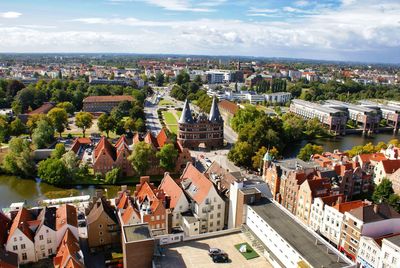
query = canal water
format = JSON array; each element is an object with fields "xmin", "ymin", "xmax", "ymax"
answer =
[
  {"xmin": 282, "ymin": 132, "xmax": 397, "ymax": 158},
  {"xmin": 0, "ymin": 132, "xmax": 398, "ymax": 209},
  {"xmin": 0, "ymin": 175, "xmax": 130, "ymax": 209}
]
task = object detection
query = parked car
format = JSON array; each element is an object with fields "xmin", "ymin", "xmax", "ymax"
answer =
[
  {"xmin": 212, "ymin": 253, "xmax": 229, "ymax": 263},
  {"xmin": 208, "ymin": 248, "xmax": 224, "ymax": 256}
]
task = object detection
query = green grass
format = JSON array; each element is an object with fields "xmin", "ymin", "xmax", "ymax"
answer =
[
  {"xmin": 176, "ymin": 110, "xmax": 182, "ymax": 118},
  {"xmin": 234, "ymin": 243, "xmax": 259, "ymax": 260},
  {"xmin": 163, "ymin": 111, "xmax": 178, "ymax": 125},
  {"xmin": 168, "ymin": 125, "xmax": 178, "ymax": 134},
  {"xmin": 159, "ymin": 99, "xmax": 175, "ymax": 106}
]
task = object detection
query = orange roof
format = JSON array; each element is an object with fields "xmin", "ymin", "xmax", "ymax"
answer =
[
  {"xmin": 0, "ymin": 212, "xmax": 11, "ymax": 246},
  {"xmin": 28, "ymin": 102, "xmax": 55, "ymax": 115},
  {"xmin": 381, "ymin": 159, "xmax": 400, "ymax": 174},
  {"xmin": 218, "ymin": 100, "xmax": 239, "ymax": 115},
  {"xmin": 159, "ymin": 173, "xmax": 185, "ymax": 209},
  {"xmin": 358, "ymin": 153, "xmax": 386, "ymax": 163},
  {"xmin": 94, "ymin": 136, "xmax": 116, "ymax": 161},
  {"xmin": 117, "ymin": 192, "xmax": 129, "ymax": 210},
  {"xmin": 320, "ymin": 194, "xmax": 345, "ymax": 206},
  {"xmin": 121, "ymin": 204, "xmax": 140, "ymax": 225},
  {"xmin": 156, "ymin": 128, "xmax": 169, "ymax": 148},
  {"xmin": 180, "ymin": 163, "xmax": 213, "ymax": 204},
  {"xmin": 70, "ymin": 137, "xmax": 92, "ymax": 154},
  {"xmin": 83, "ymin": 95, "xmax": 133, "ymax": 103},
  {"xmin": 8, "ymin": 208, "xmax": 34, "ymax": 242},
  {"xmin": 56, "ymin": 204, "xmax": 78, "ymax": 231},
  {"xmin": 306, "ymin": 177, "xmax": 331, "ymax": 198},
  {"xmin": 333, "ymin": 200, "xmax": 368, "ymax": 214},
  {"xmin": 132, "ymin": 133, "xmax": 140, "ymax": 144},
  {"xmin": 143, "ymin": 131, "xmax": 158, "ymax": 148},
  {"xmin": 53, "ymin": 229, "xmax": 83, "ymax": 268}
]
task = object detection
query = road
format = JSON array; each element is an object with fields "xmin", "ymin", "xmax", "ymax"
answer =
[{"xmin": 144, "ymin": 95, "xmax": 162, "ymax": 135}]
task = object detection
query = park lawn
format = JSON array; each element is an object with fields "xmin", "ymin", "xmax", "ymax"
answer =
[
  {"xmin": 176, "ymin": 110, "xmax": 182, "ymax": 118},
  {"xmin": 162, "ymin": 111, "xmax": 178, "ymax": 125},
  {"xmin": 159, "ymin": 99, "xmax": 174, "ymax": 106},
  {"xmin": 167, "ymin": 125, "xmax": 178, "ymax": 134},
  {"xmin": 234, "ymin": 243, "xmax": 259, "ymax": 260}
]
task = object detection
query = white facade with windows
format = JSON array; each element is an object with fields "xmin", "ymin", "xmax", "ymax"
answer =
[
  {"xmin": 380, "ymin": 237, "xmax": 400, "ymax": 268},
  {"xmin": 6, "ymin": 228, "xmax": 36, "ymax": 264},
  {"xmin": 320, "ymin": 205, "xmax": 344, "ymax": 246},
  {"xmin": 34, "ymin": 225, "xmax": 57, "ymax": 260},
  {"xmin": 265, "ymin": 92, "xmax": 292, "ymax": 104},
  {"xmin": 309, "ymin": 197, "xmax": 325, "ymax": 232},
  {"xmin": 357, "ymin": 236, "xmax": 381, "ymax": 268}
]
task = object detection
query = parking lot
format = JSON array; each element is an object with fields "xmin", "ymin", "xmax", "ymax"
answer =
[{"xmin": 159, "ymin": 232, "xmax": 272, "ymax": 268}]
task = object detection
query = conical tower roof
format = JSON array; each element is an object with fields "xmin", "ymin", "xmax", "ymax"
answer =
[
  {"xmin": 263, "ymin": 150, "xmax": 273, "ymax": 161},
  {"xmin": 209, "ymin": 96, "xmax": 223, "ymax": 123},
  {"xmin": 179, "ymin": 99, "xmax": 194, "ymax": 124}
]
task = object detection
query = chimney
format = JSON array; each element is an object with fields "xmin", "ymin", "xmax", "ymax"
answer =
[{"xmin": 373, "ymin": 204, "xmax": 379, "ymax": 214}]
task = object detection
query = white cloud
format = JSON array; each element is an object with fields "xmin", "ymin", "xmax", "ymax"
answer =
[
  {"xmin": 0, "ymin": 12, "xmax": 22, "ymax": 19},
  {"xmin": 294, "ymin": 1, "xmax": 311, "ymax": 7},
  {"xmin": 138, "ymin": 0, "xmax": 214, "ymax": 12},
  {"xmin": 1, "ymin": 0, "xmax": 400, "ymax": 62},
  {"xmin": 248, "ymin": 7, "xmax": 279, "ymax": 13}
]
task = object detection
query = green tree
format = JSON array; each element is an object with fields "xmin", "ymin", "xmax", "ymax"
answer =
[
  {"xmin": 105, "ymin": 168, "xmax": 120, "ymax": 184},
  {"xmin": 156, "ymin": 143, "xmax": 179, "ymax": 171},
  {"xmin": 372, "ymin": 178, "xmax": 394, "ymax": 203},
  {"xmin": 124, "ymin": 118, "xmax": 136, "ymax": 134},
  {"xmin": 10, "ymin": 118, "xmax": 26, "ymax": 137},
  {"xmin": 97, "ymin": 114, "xmax": 115, "ymax": 138},
  {"xmin": 155, "ymin": 73, "xmax": 165, "ymax": 86},
  {"xmin": 228, "ymin": 141, "xmax": 253, "ymax": 167},
  {"xmin": 2, "ymin": 137, "xmax": 35, "ymax": 177},
  {"xmin": 75, "ymin": 112, "xmax": 93, "ymax": 137},
  {"xmin": 375, "ymin": 141, "xmax": 388, "ymax": 151},
  {"xmin": 297, "ymin": 143, "xmax": 324, "ymax": 161},
  {"xmin": 48, "ymin": 108, "xmax": 68, "ymax": 137},
  {"xmin": 252, "ymin": 146, "xmax": 267, "ymax": 170},
  {"xmin": 37, "ymin": 158, "xmax": 68, "ymax": 185},
  {"xmin": 128, "ymin": 141, "xmax": 155, "ymax": 175},
  {"xmin": 61, "ymin": 151, "xmax": 80, "ymax": 178},
  {"xmin": 135, "ymin": 118, "xmax": 145, "ymax": 132},
  {"xmin": 26, "ymin": 114, "xmax": 50, "ymax": 138},
  {"xmin": 51, "ymin": 143, "xmax": 66, "ymax": 159},
  {"xmin": 388, "ymin": 194, "xmax": 400, "ymax": 213},
  {"xmin": 32, "ymin": 119, "xmax": 54, "ymax": 149},
  {"xmin": 0, "ymin": 116, "xmax": 9, "ymax": 144},
  {"xmin": 56, "ymin": 102, "xmax": 75, "ymax": 115}
]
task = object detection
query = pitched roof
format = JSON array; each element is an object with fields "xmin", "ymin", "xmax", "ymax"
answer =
[
  {"xmin": 121, "ymin": 204, "xmax": 140, "ymax": 225},
  {"xmin": 205, "ymin": 161, "xmax": 240, "ymax": 191},
  {"xmin": 0, "ymin": 212, "xmax": 11, "ymax": 246},
  {"xmin": 70, "ymin": 137, "xmax": 92, "ymax": 154},
  {"xmin": 28, "ymin": 102, "xmax": 55, "ymax": 115},
  {"xmin": 53, "ymin": 229, "xmax": 84, "ymax": 268},
  {"xmin": 135, "ymin": 179, "xmax": 166, "ymax": 213},
  {"xmin": 358, "ymin": 153, "xmax": 387, "ymax": 163},
  {"xmin": 37, "ymin": 207, "xmax": 57, "ymax": 232},
  {"xmin": 143, "ymin": 131, "xmax": 159, "ymax": 148},
  {"xmin": 218, "ymin": 100, "xmax": 239, "ymax": 115},
  {"xmin": 180, "ymin": 163, "xmax": 213, "ymax": 204},
  {"xmin": 56, "ymin": 204, "xmax": 78, "ymax": 231},
  {"xmin": 179, "ymin": 99, "xmax": 194, "ymax": 124},
  {"xmin": 306, "ymin": 177, "xmax": 331, "ymax": 198},
  {"xmin": 320, "ymin": 194, "xmax": 344, "ymax": 206},
  {"xmin": 8, "ymin": 208, "xmax": 34, "ymax": 242},
  {"xmin": 333, "ymin": 200, "xmax": 368, "ymax": 214},
  {"xmin": 208, "ymin": 96, "xmax": 223, "ymax": 123},
  {"xmin": 349, "ymin": 203, "xmax": 400, "ymax": 223},
  {"xmin": 117, "ymin": 192, "xmax": 129, "ymax": 210},
  {"xmin": 94, "ymin": 136, "xmax": 116, "ymax": 161},
  {"xmin": 86, "ymin": 197, "xmax": 118, "ymax": 225},
  {"xmin": 83, "ymin": 95, "xmax": 133, "ymax": 103},
  {"xmin": 380, "ymin": 159, "xmax": 400, "ymax": 174},
  {"xmin": 159, "ymin": 173, "xmax": 186, "ymax": 209},
  {"xmin": 156, "ymin": 128, "xmax": 169, "ymax": 148}
]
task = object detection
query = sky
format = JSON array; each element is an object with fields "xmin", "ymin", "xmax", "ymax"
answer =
[{"xmin": 0, "ymin": 0, "xmax": 399, "ymax": 63}]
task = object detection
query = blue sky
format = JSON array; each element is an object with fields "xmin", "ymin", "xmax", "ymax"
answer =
[{"xmin": 0, "ymin": 0, "xmax": 399, "ymax": 63}]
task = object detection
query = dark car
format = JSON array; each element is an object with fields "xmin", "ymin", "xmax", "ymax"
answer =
[
  {"xmin": 208, "ymin": 248, "xmax": 223, "ymax": 257},
  {"xmin": 212, "ymin": 254, "xmax": 229, "ymax": 263}
]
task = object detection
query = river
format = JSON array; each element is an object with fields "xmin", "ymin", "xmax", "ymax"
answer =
[
  {"xmin": 0, "ymin": 132, "xmax": 398, "ymax": 209},
  {"xmin": 282, "ymin": 132, "xmax": 397, "ymax": 158},
  {"xmin": 0, "ymin": 175, "xmax": 131, "ymax": 209}
]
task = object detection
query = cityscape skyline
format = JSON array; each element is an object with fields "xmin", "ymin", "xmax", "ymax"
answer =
[{"xmin": 0, "ymin": 0, "xmax": 399, "ymax": 63}]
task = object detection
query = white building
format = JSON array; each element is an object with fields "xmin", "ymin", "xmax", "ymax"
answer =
[
  {"xmin": 245, "ymin": 199, "xmax": 355, "ymax": 268},
  {"xmin": 265, "ymin": 92, "xmax": 291, "ymax": 104},
  {"xmin": 180, "ymin": 163, "xmax": 225, "ymax": 234},
  {"xmin": 357, "ymin": 235, "xmax": 383, "ymax": 268},
  {"xmin": 34, "ymin": 207, "xmax": 58, "ymax": 260},
  {"xmin": 380, "ymin": 235, "xmax": 400, "ymax": 268},
  {"xmin": 309, "ymin": 195, "xmax": 343, "ymax": 232},
  {"xmin": 206, "ymin": 70, "xmax": 233, "ymax": 84}
]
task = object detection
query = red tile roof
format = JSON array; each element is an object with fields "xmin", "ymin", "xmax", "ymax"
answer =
[
  {"xmin": 94, "ymin": 136, "xmax": 116, "ymax": 161},
  {"xmin": 53, "ymin": 229, "xmax": 83, "ymax": 268},
  {"xmin": 83, "ymin": 95, "xmax": 134, "ymax": 103},
  {"xmin": 121, "ymin": 204, "xmax": 140, "ymax": 225},
  {"xmin": 156, "ymin": 128, "xmax": 169, "ymax": 148},
  {"xmin": 28, "ymin": 102, "xmax": 55, "ymax": 115},
  {"xmin": 159, "ymin": 173, "xmax": 185, "ymax": 209},
  {"xmin": 349, "ymin": 203, "xmax": 400, "ymax": 223},
  {"xmin": 333, "ymin": 200, "xmax": 369, "ymax": 214},
  {"xmin": 56, "ymin": 204, "xmax": 78, "ymax": 231},
  {"xmin": 0, "ymin": 212, "xmax": 11, "ymax": 245},
  {"xmin": 8, "ymin": 208, "xmax": 34, "ymax": 242},
  {"xmin": 218, "ymin": 100, "xmax": 239, "ymax": 115},
  {"xmin": 381, "ymin": 159, "xmax": 400, "ymax": 174},
  {"xmin": 143, "ymin": 131, "xmax": 159, "ymax": 148},
  {"xmin": 70, "ymin": 137, "xmax": 92, "ymax": 154},
  {"xmin": 320, "ymin": 194, "xmax": 345, "ymax": 206},
  {"xmin": 358, "ymin": 153, "xmax": 387, "ymax": 163},
  {"xmin": 180, "ymin": 163, "xmax": 213, "ymax": 204},
  {"xmin": 135, "ymin": 178, "xmax": 166, "ymax": 213}
]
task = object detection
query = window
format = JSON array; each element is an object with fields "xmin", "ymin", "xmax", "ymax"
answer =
[
  {"xmin": 40, "ymin": 245, "xmax": 45, "ymax": 250},
  {"xmin": 13, "ymin": 237, "xmax": 17, "ymax": 242},
  {"xmin": 217, "ymin": 220, "xmax": 220, "ymax": 226},
  {"xmin": 99, "ymin": 231, "xmax": 103, "ymax": 236},
  {"xmin": 13, "ymin": 245, "xmax": 17, "ymax": 251},
  {"xmin": 217, "ymin": 204, "xmax": 221, "ymax": 209},
  {"xmin": 210, "ymin": 222, "xmax": 213, "ymax": 227},
  {"xmin": 99, "ymin": 224, "xmax": 103, "ymax": 228},
  {"xmin": 151, "ymin": 216, "xmax": 155, "ymax": 221},
  {"xmin": 217, "ymin": 213, "xmax": 221, "ymax": 218},
  {"xmin": 47, "ymin": 239, "xmax": 51, "ymax": 244},
  {"xmin": 156, "ymin": 215, "xmax": 160, "ymax": 220},
  {"xmin": 22, "ymin": 253, "xmax": 27, "ymax": 261},
  {"xmin": 19, "ymin": 237, "xmax": 22, "ymax": 241},
  {"xmin": 39, "ymin": 235, "xmax": 44, "ymax": 240},
  {"xmin": 48, "ymin": 249, "xmax": 52, "ymax": 255},
  {"xmin": 210, "ymin": 214, "xmax": 213, "ymax": 219}
]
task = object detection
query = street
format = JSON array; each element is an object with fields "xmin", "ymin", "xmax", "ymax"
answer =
[{"xmin": 144, "ymin": 96, "xmax": 162, "ymax": 135}]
